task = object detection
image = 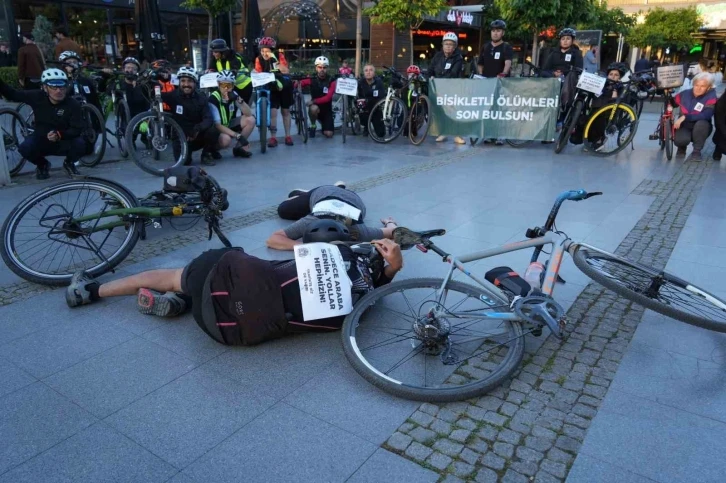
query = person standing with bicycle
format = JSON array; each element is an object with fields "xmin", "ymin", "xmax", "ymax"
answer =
[
  {"xmin": 208, "ymin": 70, "xmax": 255, "ymax": 159},
  {"xmin": 477, "ymin": 19, "xmax": 513, "ymax": 145},
  {"xmin": 357, "ymin": 63, "xmax": 384, "ymax": 138},
  {"xmin": 428, "ymin": 32, "xmax": 465, "ymax": 144},
  {"xmin": 0, "ymin": 68, "xmax": 84, "ymax": 179},
  {"xmin": 207, "ymin": 39, "xmax": 253, "ymax": 106},
  {"xmin": 58, "ymin": 51, "xmax": 104, "ymax": 115},
  {"xmin": 254, "ymin": 37, "xmax": 294, "ymax": 147},
  {"xmin": 542, "ymin": 28, "xmax": 583, "ymax": 79},
  {"xmin": 298, "ymin": 56, "xmax": 337, "ymax": 139}
]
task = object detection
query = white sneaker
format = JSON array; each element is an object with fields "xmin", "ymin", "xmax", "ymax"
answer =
[
  {"xmin": 334, "ymin": 181, "xmax": 346, "ymax": 189},
  {"xmin": 454, "ymin": 136, "xmax": 466, "ymax": 144},
  {"xmin": 436, "ymin": 135, "xmax": 447, "ymax": 142}
]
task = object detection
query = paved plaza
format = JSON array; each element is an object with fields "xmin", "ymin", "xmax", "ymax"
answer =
[{"xmin": 0, "ymin": 111, "xmax": 725, "ymax": 483}]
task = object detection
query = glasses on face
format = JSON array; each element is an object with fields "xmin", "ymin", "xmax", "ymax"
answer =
[
  {"xmin": 218, "ymin": 82, "xmax": 234, "ymax": 89},
  {"xmin": 46, "ymin": 84, "xmax": 67, "ymax": 91}
]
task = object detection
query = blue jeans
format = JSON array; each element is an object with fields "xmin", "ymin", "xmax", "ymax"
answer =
[{"xmin": 18, "ymin": 133, "xmax": 86, "ymax": 167}]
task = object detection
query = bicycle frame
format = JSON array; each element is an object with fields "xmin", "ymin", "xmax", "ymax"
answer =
[{"xmin": 254, "ymin": 87, "xmax": 272, "ymax": 127}]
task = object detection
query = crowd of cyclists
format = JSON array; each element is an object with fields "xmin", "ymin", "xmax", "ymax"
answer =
[{"xmin": 0, "ymin": 19, "xmax": 720, "ymax": 180}]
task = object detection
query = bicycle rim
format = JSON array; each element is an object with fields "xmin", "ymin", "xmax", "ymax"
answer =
[
  {"xmin": 409, "ymin": 96, "xmax": 430, "ymax": 146},
  {"xmin": 342, "ymin": 278, "xmax": 525, "ymax": 402},
  {"xmin": 583, "ymin": 104, "xmax": 637, "ymax": 157},
  {"xmin": 78, "ymin": 104, "xmax": 107, "ymax": 167},
  {"xmin": 665, "ymin": 119, "xmax": 673, "ymax": 160},
  {"xmin": 126, "ymin": 112, "xmax": 186, "ymax": 176},
  {"xmin": 1, "ymin": 108, "xmax": 28, "ymax": 176},
  {"xmin": 368, "ymin": 97, "xmax": 406, "ymax": 144},
  {"xmin": 573, "ymin": 247, "xmax": 726, "ymax": 333},
  {"xmin": 0, "ymin": 179, "xmax": 140, "ymax": 285},
  {"xmin": 554, "ymin": 102, "xmax": 581, "ymax": 154}
]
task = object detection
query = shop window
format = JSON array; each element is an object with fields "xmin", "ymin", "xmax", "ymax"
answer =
[
  {"xmin": 109, "ymin": 8, "xmax": 136, "ymax": 62},
  {"xmin": 66, "ymin": 7, "xmax": 111, "ymax": 64},
  {"xmin": 11, "ymin": 1, "xmax": 61, "ymax": 35},
  {"xmin": 161, "ymin": 13, "xmax": 190, "ymax": 66}
]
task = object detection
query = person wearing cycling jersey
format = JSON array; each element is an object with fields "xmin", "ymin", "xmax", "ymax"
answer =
[
  {"xmin": 160, "ymin": 67, "xmax": 218, "ymax": 166},
  {"xmin": 0, "ymin": 68, "xmax": 84, "ymax": 179},
  {"xmin": 357, "ymin": 63, "xmax": 384, "ymax": 138},
  {"xmin": 58, "ymin": 50, "xmax": 103, "ymax": 114},
  {"xmin": 428, "ymin": 32, "xmax": 465, "ymax": 144},
  {"xmin": 542, "ymin": 28, "xmax": 583, "ymax": 78},
  {"xmin": 64, "ymin": 221, "xmax": 403, "ymax": 347},
  {"xmin": 299, "ymin": 56, "xmax": 336, "ymax": 139},
  {"xmin": 478, "ymin": 20, "xmax": 513, "ymax": 145},
  {"xmin": 208, "ymin": 38, "xmax": 253, "ymax": 105},
  {"xmin": 208, "ymin": 70, "xmax": 255, "ymax": 159},
  {"xmin": 254, "ymin": 37, "xmax": 294, "ymax": 147}
]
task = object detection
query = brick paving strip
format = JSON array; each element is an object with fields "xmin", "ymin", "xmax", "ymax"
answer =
[
  {"xmin": 0, "ymin": 149, "xmax": 476, "ymax": 306},
  {"xmin": 383, "ymin": 157, "xmax": 714, "ymax": 483}
]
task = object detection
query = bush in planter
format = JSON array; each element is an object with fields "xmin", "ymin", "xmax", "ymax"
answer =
[{"xmin": 0, "ymin": 67, "xmax": 19, "ymax": 88}]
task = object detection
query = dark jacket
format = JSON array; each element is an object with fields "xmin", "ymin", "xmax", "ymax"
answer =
[
  {"xmin": 634, "ymin": 58, "xmax": 651, "ymax": 73},
  {"xmin": 713, "ymin": 93, "xmax": 726, "ymax": 153},
  {"xmin": 207, "ymin": 49, "xmax": 242, "ymax": 72},
  {"xmin": 542, "ymin": 46, "xmax": 583, "ymax": 76},
  {"xmin": 161, "ymin": 89, "xmax": 213, "ymax": 137},
  {"xmin": 17, "ymin": 44, "xmax": 44, "ymax": 82},
  {"xmin": 69, "ymin": 76, "xmax": 102, "ymax": 113},
  {"xmin": 119, "ymin": 80, "xmax": 151, "ymax": 116},
  {"xmin": 0, "ymin": 80, "xmax": 83, "ymax": 139},
  {"xmin": 427, "ymin": 49, "xmax": 464, "ymax": 79},
  {"xmin": 674, "ymin": 88, "xmax": 717, "ymax": 126},
  {"xmin": 357, "ymin": 77, "xmax": 384, "ymax": 107}
]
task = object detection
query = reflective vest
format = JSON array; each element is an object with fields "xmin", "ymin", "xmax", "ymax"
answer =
[
  {"xmin": 211, "ymin": 90, "xmax": 238, "ymax": 127},
  {"xmin": 216, "ymin": 56, "xmax": 251, "ymax": 90}
]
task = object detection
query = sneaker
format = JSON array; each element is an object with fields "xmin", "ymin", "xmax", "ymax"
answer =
[
  {"xmin": 268, "ymin": 136, "xmax": 278, "ymax": 147},
  {"xmin": 201, "ymin": 151, "xmax": 216, "ymax": 166},
  {"xmin": 334, "ymin": 181, "xmax": 346, "ymax": 189},
  {"xmin": 676, "ymin": 146, "xmax": 687, "ymax": 157},
  {"xmin": 714, "ymin": 150, "xmax": 723, "ymax": 161},
  {"xmin": 483, "ymin": 139, "xmax": 493, "ymax": 144},
  {"xmin": 66, "ymin": 271, "xmax": 97, "ymax": 308},
  {"xmin": 233, "ymin": 146, "xmax": 252, "ymax": 158},
  {"xmin": 690, "ymin": 149, "xmax": 702, "ymax": 161},
  {"xmin": 436, "ymin": 135, "xmax": 447, "ymax": 142},
  {"xmin": 288, "ymin": 188, "xmax": 309, "ymax": 198},
  {"xmin": 495, "ymin": 138, "xmax": 505, "ymax": 146},
  {"xmin": 137, "ymin": 288, "xmax": 187, "ymax": 317},
  {"xmin": 308, "ymin": 127, "xmax": 316, "ymax": 138},
  {"xmin": 210, "ymin": 151, "xmax": 222, "ymax": 160},
  {"xmin": 35, "ymin": 161, "xmax": 50, "ymax": 180},
  {"xmin": 63, "ymin": 159, "xmax": 80, "ymax": 177},
  {"xmin": 454, "ymin": 136, "xmax": 466, "ymax": 144},
  {"xmin": 285, "ymin": 136, "xmax": 294, "ymax": 146}
]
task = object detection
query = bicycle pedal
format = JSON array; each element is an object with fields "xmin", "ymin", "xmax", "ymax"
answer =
[{"xmin": 648, "ymin": 134, "xmax": 658, "ymax": 140}]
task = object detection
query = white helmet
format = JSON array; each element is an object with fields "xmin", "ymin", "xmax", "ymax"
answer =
[
  {"xmin": 177, "ymin": 66, "xmax": 198, "ymax": 82},
  {"xmin": 216, "ymin": 70, "xmax": 235, "ymax": 83},
  {"xmin": 58, "ymin": 51, "xmax": 80, "ymax": 63},
  {"xmin": 443, "ymin": 32, "xmax": 458, "ymax": 45},
  {"xmin": 314, "ymin": 56, "xmax": 329, "ymax": 67},
  {"xmin": 41, "ymin": 68, "xmax": 68, "ymax": 85}
]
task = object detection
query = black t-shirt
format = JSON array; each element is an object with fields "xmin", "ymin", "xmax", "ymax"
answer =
[{"xmin": 478, "ymin": 42, "xmax": 513, "ymax": 78}]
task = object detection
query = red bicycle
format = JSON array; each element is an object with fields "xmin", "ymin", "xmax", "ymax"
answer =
[{"xmin": 649, "ymin": 88, "xmax": 676, "ymax": 160}]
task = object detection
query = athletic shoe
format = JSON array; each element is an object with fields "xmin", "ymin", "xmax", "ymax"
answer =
[
  {"xmin": 690, "ymin": 149, "xmax": 702, "ymax": 161},
  {"xmin": 483, "ymin": 139, "xmax": 493, "ymax": 144},
  {"xmin": 713, "ymin": 150, "xmax": 722, "ymax": 161},
  {"xmin": 35, "ymin": 161, "xmax": 50, "ymax": 180},
  {"xmin": 201, "ymin": 151, "xmax": 216, "ymax": 166},
  {"xmin": 454, "ymin": 136, "xmax": 466, "ymax": 144},
  {"xmin": 66, "ymin": 271, "xmax": 97, "ymax": 308},
  {"xmin": 287, "ymin": 189, "xmax": 308, "ymax": 198},
  {"xmin": 334, "ymin": 181, "xmax": 346, "ymax": 189},
  {"xmin": 210, "ymin": 151, "xmax": 222, "ymax": 160},
  {"xmin": 137, "ymin": 288, "xmax": 187, "ymax": 317},
  {"xmin": 495, "ymin": 138, "xmax": 505, "ymax": 146},
  {"xmin": 268, "ymin": 137, "xmax": 278, "ymax": 147},
  {"xmin": 676, "ymin": 147, "xmax": 687, "ymax": 157},
  {"xmin": 285, "ymin": 136, "xmax": 294, "ymax": 146},
  {"xmin": 63, "ymin": 159, "xmax": 80, "ymax": 177},
  {"xmin": 308, "ymin": 127, "xmax": 316, "ymax": 138},
  {"xmin": 436, "ymin": 135, "xmax": 447, "ymax": 142},
  {"xmin": 233, "ymin": 146, "xmax": 252, "ymax": 158}
]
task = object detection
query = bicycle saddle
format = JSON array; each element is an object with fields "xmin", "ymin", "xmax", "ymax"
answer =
[{"xmin": 393, "ymin": 227, "xmax": 446, "ymax": 249}]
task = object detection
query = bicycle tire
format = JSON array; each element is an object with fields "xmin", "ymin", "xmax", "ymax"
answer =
[
  {"xmin": 554, "ymin": 101, "xmax": 582, "ymax": 154},
  {"xmin": 126, "ymin": 111, "xmax": 187, "ymax": 176},
  {"xmin": 0, "ymin": 177, "xmax": 141, "ymax": 285},
  {"xmin": 582, "ymin": 104, "xmax": 638, "ymax": 158},
  {"xmin": 664, "ymin": 118, "xmax": 673, "ymax": 161},
  {"xmin": 341, "ymin": 278, "xmax": 525, "ymax": 402},
  {"xmin": 341, "ymin": 95, "xmax": 347, "ymax": 144},
  {"xmin": 506, "ymin": 139, "xmax": 532, "ymax": 148},
  {"xmin": 78, "ymin": 104, "xmax": 107, "ymax": 167},
  {"xmin": 298, "ymin": 92, "xmax": 309, "ymax": 143},
  {"xmin": 409, "ymin": 95, "xmax": 430, "ymax": 146},
  {"xmin": 350, "ymin": 100, "xmax": 361, "ymax": 135},
  {"xmin": 368, "ymin": 97, "xmax": 407, "ymax": 144},
  {"xmin": 14, "ymin": 102, "xmax": 34, "ymax": 134},
  {"xmin": 115, "ymin": 100, "xmax": 131, "ymax": 159},
  {"xmin": 259, "ymin": 96, "xmax": 268, "ymax": 153},
  {"xmin": 573, "ymin": 246, "xmax": 726, "ymax": 333},
  {"xmin": 657, "ymin": 121, "xmax": 665, "ymax": 150},
  {"xmin": 0, "ymin": 108, "xmax": 28, "ymax": 176}
]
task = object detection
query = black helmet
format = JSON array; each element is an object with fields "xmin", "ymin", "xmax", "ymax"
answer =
[
  {"xmin": 559, "ymin": 28, "xmax": 576, "ymax": 39},
  {"xmin": 607, "ymin": 62, "xmax": 628, "ymax": 77},
  {"xmin": 303, "ymin": 219, "xmax": 351, "ymax": 244},
  {"xmin": 211, "ymin": 39, "xmax": 228, "ymax": 52},
  {"xmin": 490, "ymin": 20, "xmax": 506, "ymax": 30}
]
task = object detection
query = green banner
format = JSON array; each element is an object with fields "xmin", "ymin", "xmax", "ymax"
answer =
[{"xmin": 429, "ymin": 78, "xmax": 561, "ymax": 140}]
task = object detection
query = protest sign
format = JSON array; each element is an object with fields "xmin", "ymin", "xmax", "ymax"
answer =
[{"xmin": 294, "ymin": 243, "xmax": 353, "ymax": 321}]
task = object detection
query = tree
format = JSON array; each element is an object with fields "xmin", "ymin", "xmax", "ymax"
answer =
[
  {"xmin": 582, "ymin": 1, "xmax": 635, "ymax": 36},
  {"xmin": 365, "ymin": 0, "xmax": 448, "ymax": 65},
  {"xmin": 628, "ymin": 6, "xmax": 702, "ymax": 53},
  {"xmin": 32, "ymin": 15, "xmax": 55, "ymax": 66},
  {"xmin": 181, "ymin": 0, "xmax": 238, "ymax": 59},
  {"xmin": 355, "ymin": 0, "xmax": 363, "ymax": 76}
]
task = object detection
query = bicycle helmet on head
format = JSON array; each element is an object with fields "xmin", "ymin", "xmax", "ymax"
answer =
[
  {"xmin": 258, "ymin": 37, "xmax": 277, "ymax": 49},
  {"xmin": 607, "ymin": 62, "xmax": 628, "ymax": 78},
  {"xmin": 490, "ymin": 19, "xmax": 506, "ymax": 30},
  {"xmin": 41, "ymin": 68, "xmax": 68, "ymax": 86},
  {"xmin": 314, "ymin": 56, "xmax": 329, "ymax": 67},
  {"xmin": 217, "ymin": 70, "xmax": 235, "ymax": 83},
  {"xmin": 122, "ymin": 57, "xmax": 141, "ymax": 69},
  {"xmin": 406, "ymin": 65, "xmax": 421, "ymax": 75},
  {"xmin": 442, "ymin": 32, "xmax": 458, "ymax": 45},
  {"xmin": 177, "ymin": 66, "xmax": 198, "ymax": 82},
  {"xmin": 58, "ymin": 51, "xmax": 81, "ymax": 63},
  {"xmin": 151, "ymin": 59, "xmax": 171, "ymax": 71},
  {"xmin": 559, "ymin": 28, "xmax": 576, "ymax": 39},
  {"xmin": 303, "ymin": 219, "xmax": 350, "ymax": 244},
  {"xmin": 210, "ymin": 38, "xmax": 228, "ymax": 52}
]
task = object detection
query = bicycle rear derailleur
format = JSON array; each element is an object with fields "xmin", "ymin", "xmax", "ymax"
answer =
[
  {"xmin": 412, "ymin": 315, "xmax": 458, "ymax": 365},
  {"xmin": 511, "ymin": 294, "xmax": 567, "ymax": 339}
]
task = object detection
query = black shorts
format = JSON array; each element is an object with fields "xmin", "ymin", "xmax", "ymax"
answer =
[
  {"xmin": 235, "ymin": 84, "xmax": 253, "ymax": 105},
  {"xmin": 181, "ymin": 247, "xmax": 240, "ymax": 326},
  {"xmin": 277, "ymin": 188, "xmax": 317, "ymax": 220},
  {"xmin": 271, "ymin": 84, "xmax": 293, "ymax": 109},
  {"xmin": 315, "ymin": 104, "xmax": 335, "ymax": 132}
]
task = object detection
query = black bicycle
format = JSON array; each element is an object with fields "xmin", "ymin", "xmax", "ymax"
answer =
[{"xmin": 290, "ymin": 74, "xmax": 310, "ymax": 144}]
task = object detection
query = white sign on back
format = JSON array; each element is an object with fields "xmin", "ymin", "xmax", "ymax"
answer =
[
  {"xmin": 656, "ymin": 65, "xmax": 685, "ymax": 89},
  {"xmin": 576, "ymin": 72, "xmax": 607, "ymax": 96},
  {"xmin": 335, "ymin": 77, "xmax": 358, "ymax": 96},
  {"xmin": 294, "ymin": 243, "xmax": 353, "ymax": 321},
  {"xmin": 199, "ymin": 73, "xmax": 219, "ymax": 89},
  {"xmin": 251, "ymin": 72, "xmax": 276, "ymax": 87},
  {"xmin": 312, "ymin": 199, "xmax": 362, "ymax": 220}
]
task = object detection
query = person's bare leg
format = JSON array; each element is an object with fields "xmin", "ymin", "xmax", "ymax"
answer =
[
  {"xmin": 98, "ymin": 269, "xmax": 183, "ymax": 298},
  {"xmin": 282, "ymin": 108, "xmax": 292, "ymax": 136}
]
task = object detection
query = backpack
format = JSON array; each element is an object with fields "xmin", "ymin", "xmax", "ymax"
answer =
[
  {"xmin": 163, "ymin": 166, "xmax": 207, "ymax": 193},
  {"xmin": 199, "ymin": 249, "xmax": 289, "ymax": 346}
]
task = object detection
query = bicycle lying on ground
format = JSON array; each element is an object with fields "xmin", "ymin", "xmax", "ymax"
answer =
[
  {"xmin": 341, "ymin": 189, "xmax": 726, "ymax": 402},
  {"xmin": 1, "ymin": 172, "xmax": 230, "ymax": 285}
]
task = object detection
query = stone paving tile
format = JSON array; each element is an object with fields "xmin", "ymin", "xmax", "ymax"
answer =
[{"xmin": 383, "ymin": 157, "xmax": 713, "ymax": 481}]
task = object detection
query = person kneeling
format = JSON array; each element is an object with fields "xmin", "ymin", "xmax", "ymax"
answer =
[
  {"xmin": 673, "ymin": 72, "xmax": 717, "ymax": 161},
  {"xmin": 65, "ymin": 220, "xmax": 403, "ymax": 346},
  {"xmin": 209, "ymin": 70, "xmax": 255, "ymax": 159}
]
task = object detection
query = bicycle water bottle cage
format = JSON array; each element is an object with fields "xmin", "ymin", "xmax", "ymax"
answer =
[{"xmin": 512, "ymin": 294, "xmax": 567, "ymax": 339}]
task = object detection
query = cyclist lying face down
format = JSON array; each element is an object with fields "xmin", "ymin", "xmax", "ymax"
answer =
[
  {"xmin": 66, "ymin": 220, "xmax": 403, "ymax": 346},
  {"xmin": 267, "ymin": 183, "xmax": 400, "ymax": 251}
]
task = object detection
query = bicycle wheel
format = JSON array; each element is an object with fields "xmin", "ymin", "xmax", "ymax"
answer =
[
  {"xmin": 583, "ymin": 104, "xmax": 638, "ymax": 157},
  {"xmin": 664, "ymin": 118, "xmax": 673, "ymax": 161},
  {"xmin": 341, "ymin": 95, "xmax": 347, "ymax": 144},
  {"xmin": 0, "ymin": 108, "xmax": 28, "ymax": 176},
  {"xmin": 341, "ymin": 278, "xmax": 525, "ymax": 402},
  {"xmin": 573, "ymin": 246, "xmax": 726, "ymax": 333},
  {"xmin": 14, "ymin": 103, "xmax": 34, "ymax": 134},
  {"xmin": 1, "ymin": 178, "xmax": 141, "ymax": 285},
  {"xmin": 77, "ymin": 104, "xmax": 107, "ymax": 167},
  {"xmin": 368, "ymin": 97, "xmax": 407, "ymax": 144},
  {"xmin": 409, "ymin": 95, "xmax": 431, "ymax": 146},
  {"xmin": 554, "ymin": 101, "xmax": 582, "ymax": 154},
  {"xmin": 115, "ymin": 100, "xmax": 131, "ymax": 159},
  {"xmin": 506, "ymin": 139, "xmax": 532, "ymax": 148},
  {"xmin": 349, "ymin": 101, "xmax": 361, "ymax": 135},
  {"xmin": 259, "ymin": 97, "xmax": 267, "ymax": 154},
  {"xmin": 126, "ymin": 111, "xmax": 187, "ymax": 176},
  {"xmin": 297, "ymin": 93, "xmax": 309, "ymax": 143}
]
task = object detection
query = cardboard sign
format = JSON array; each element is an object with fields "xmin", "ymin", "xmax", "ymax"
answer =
[
  {"xmin": 199, "ymin": 73, "xmax": 219, "ymax": 89},
  {"xmin": 656, "ymin": 65, "xmax": 685, "ymax": 89},
  {"xmin": 294, "ymin": 243, "xmax": 352, "ymax": 321},
  {"xmin": 251, "ymin": 72, "xmax": 275, "ymax": 87},
  {"xmin": 336, "ymin": 77, "xmax": 358, "ymax": 96},
  {"xmin": 576, "ymin": 71, "xmax": 607, "ymax": 96},
  {"xmin": 312, "ymin": 199, "xmax": 362, "ymax": 220}
]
